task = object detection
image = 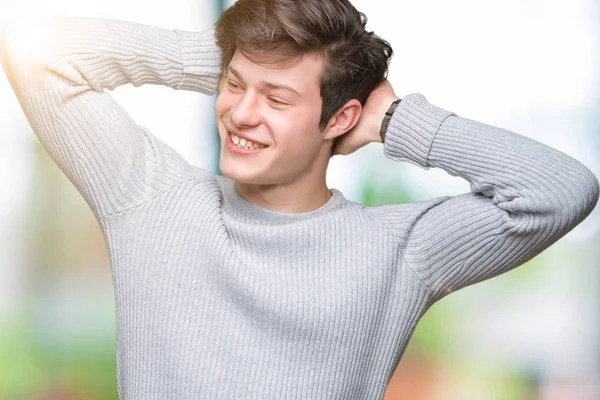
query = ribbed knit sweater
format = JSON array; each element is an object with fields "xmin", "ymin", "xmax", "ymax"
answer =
[{"xmin": 1, "ymin": 15, "xmax": 598, "ymax": 400}]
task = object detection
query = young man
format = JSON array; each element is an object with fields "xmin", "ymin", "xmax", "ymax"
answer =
[{"xmin": 1, "ymin": 1, "xmax": 598, "ymax": 399}]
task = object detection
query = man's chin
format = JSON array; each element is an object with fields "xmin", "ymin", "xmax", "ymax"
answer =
[{"xmin": 220, "ymin": 161, "xmax": 262, "ymax": 183}]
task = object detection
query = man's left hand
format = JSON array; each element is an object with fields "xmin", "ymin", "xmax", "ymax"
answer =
[{"xmin": 332, "ymin": 80, "xmax": 400, "ymax": 156}]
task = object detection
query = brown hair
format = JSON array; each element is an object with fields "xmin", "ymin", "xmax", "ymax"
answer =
[{"xmin": 215, "ymin": 0, "xmax": 394, "ymax": 156}]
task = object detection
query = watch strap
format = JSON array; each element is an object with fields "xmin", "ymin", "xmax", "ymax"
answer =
[{"xmin": 380, "ymin": 98, "xmax": 402, "ymax": 144}]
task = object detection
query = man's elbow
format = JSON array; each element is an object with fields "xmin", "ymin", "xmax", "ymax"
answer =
[
  {"xmin": 0, "ymin": 16, "xmax": 55, "ymax": 69},
  {"xmin": 579, "ymin": 166, "xmax": 600, "ymax": 217},
  {"xmin": 561, "ymin": 164, "xmax": 599, "ymax": 228}
]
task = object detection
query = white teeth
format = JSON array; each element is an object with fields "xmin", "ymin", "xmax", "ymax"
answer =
[{"xmin": 230, "ymin": 132, "xmax": 267, "ymax": 149}]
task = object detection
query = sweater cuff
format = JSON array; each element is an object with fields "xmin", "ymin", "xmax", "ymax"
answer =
[
  {"xmin": 173, "ymin": 28, "xmax": 222, "ymax": 94},
  {"xmin": 383, "ymin": 93, "xmax": 456, "ymax": 169}
]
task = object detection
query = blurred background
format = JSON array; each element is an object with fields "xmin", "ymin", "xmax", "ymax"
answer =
[{"xmin": 0, "ymin": 0, "xmax": 598, "ymax": 399}]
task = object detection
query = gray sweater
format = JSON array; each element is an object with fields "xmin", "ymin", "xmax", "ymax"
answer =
[{"xmin": 1, "ymin": 15, "xmax": 598, "ymax": 400}]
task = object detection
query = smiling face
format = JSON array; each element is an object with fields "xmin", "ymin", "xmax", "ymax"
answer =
[{"xmin": 215, "ymin": 48, "xmax": 333, "ymax": 186}]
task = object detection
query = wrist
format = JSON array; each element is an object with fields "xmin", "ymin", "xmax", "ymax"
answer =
[{"xmin": 379, "ymin": 97, "xmax": 402, "ymax": 144}]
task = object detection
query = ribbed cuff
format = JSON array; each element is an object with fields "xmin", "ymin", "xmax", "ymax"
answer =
[
  {"xmin": 174, "ymin": 28, "xmax": 222, "ymax": 94},
  {"xmin": 383, "ymin": 93, "xmax": 456, "ymax": 169}
]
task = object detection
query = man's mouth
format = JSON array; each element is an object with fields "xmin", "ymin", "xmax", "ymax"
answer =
[
  {"xmin": 226, "ymin": 130, "xmax": 269, "ymax": 154},
  {"xmin": 228, "ymin": 130, "xmax": 268, "ymax": 150}
]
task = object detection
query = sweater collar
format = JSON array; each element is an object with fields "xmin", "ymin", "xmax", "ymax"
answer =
[{"xmin": 217, "ymin": 175, "xmax": 347, "ymax": 225}]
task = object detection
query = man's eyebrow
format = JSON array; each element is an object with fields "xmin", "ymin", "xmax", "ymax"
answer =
[{"xmin": 227, "ymin": 66, "xmax": 301, "ymax": 96}]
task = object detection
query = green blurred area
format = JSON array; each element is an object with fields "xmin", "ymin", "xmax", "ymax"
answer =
[{"xmin": 0, "ymin": 321, "xmax": 117, "ymax": 400}]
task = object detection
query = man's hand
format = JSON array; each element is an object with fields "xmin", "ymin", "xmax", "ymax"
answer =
[{"xmin": 332, "ymin": 80, "xmax": 400, "ymax": 156}]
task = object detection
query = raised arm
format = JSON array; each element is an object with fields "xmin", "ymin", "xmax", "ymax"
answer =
[
  {"xmin": 0, "ymin": 15, "xmax": 222, "ymax": 220},
  {"xmin": 364, "ymin": 92, "xmax": 599, "ymax": 302}
]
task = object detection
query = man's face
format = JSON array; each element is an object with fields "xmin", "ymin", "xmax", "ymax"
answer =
[{"xmin": 215, "ymin": 48, "xmax": 328, "ymax": 186}]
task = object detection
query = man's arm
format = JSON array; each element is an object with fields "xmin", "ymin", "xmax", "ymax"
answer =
[
  {"xmin": 364, "ymin": 92, "xmax": 599, "ymax": 302},
  {"xmin": 0, "ymin": 15, "xmax": 221, "ymax": 220}
]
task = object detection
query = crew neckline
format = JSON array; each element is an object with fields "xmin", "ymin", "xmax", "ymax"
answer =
[{"xmin": 217, "ymin": 175, "xmax": 347, "ymax": 225}]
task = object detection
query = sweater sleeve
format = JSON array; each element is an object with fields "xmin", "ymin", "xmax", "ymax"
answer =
[
  {"xmin": 366, "ymin": 93, "xmax": 599, "ymax": 302},
  {"xmin": 0, "ymin": 15, "xmax": 222, "ymax": 220}
]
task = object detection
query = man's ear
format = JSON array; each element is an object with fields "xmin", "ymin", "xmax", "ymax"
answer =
[{"xmin": 323, "ymin": 99, "xmax": 362, "ymax": 140}]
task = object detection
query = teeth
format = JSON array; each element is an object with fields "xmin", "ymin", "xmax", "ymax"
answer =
[{"xmin": 230, "ymin": 132, "xmax": 267, "ymax": 149}]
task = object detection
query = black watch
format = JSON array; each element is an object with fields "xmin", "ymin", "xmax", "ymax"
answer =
[{"xmin": 380, "ymin": 98, "xmax": 402, "ymax": 144}]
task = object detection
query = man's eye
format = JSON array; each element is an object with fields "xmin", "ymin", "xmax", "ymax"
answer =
[
  {"xmin": 226, "ymin": 80, "xmax": 241, "ymax": 89},
  {"xmin": 269, "ymin": 98, "xmax": 288, "ymax": 106}
]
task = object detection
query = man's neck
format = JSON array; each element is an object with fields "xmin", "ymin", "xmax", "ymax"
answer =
[{"xmin": 234, "ymin": 179, "xmax": 332, "ymax": 214}]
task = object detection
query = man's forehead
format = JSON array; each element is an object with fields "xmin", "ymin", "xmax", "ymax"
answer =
[
  {"xmin": 234, "ymin": 47, "xmax": 324, "ymax": 69},
  {"xmin": 228, "ymin": 49, "xmax": 323, "ymax": 94}
]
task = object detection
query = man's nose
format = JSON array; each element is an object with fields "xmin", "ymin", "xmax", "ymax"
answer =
[{"xmin": 230, "ymin": 91, "xmax": 261, "ymax": 127}]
